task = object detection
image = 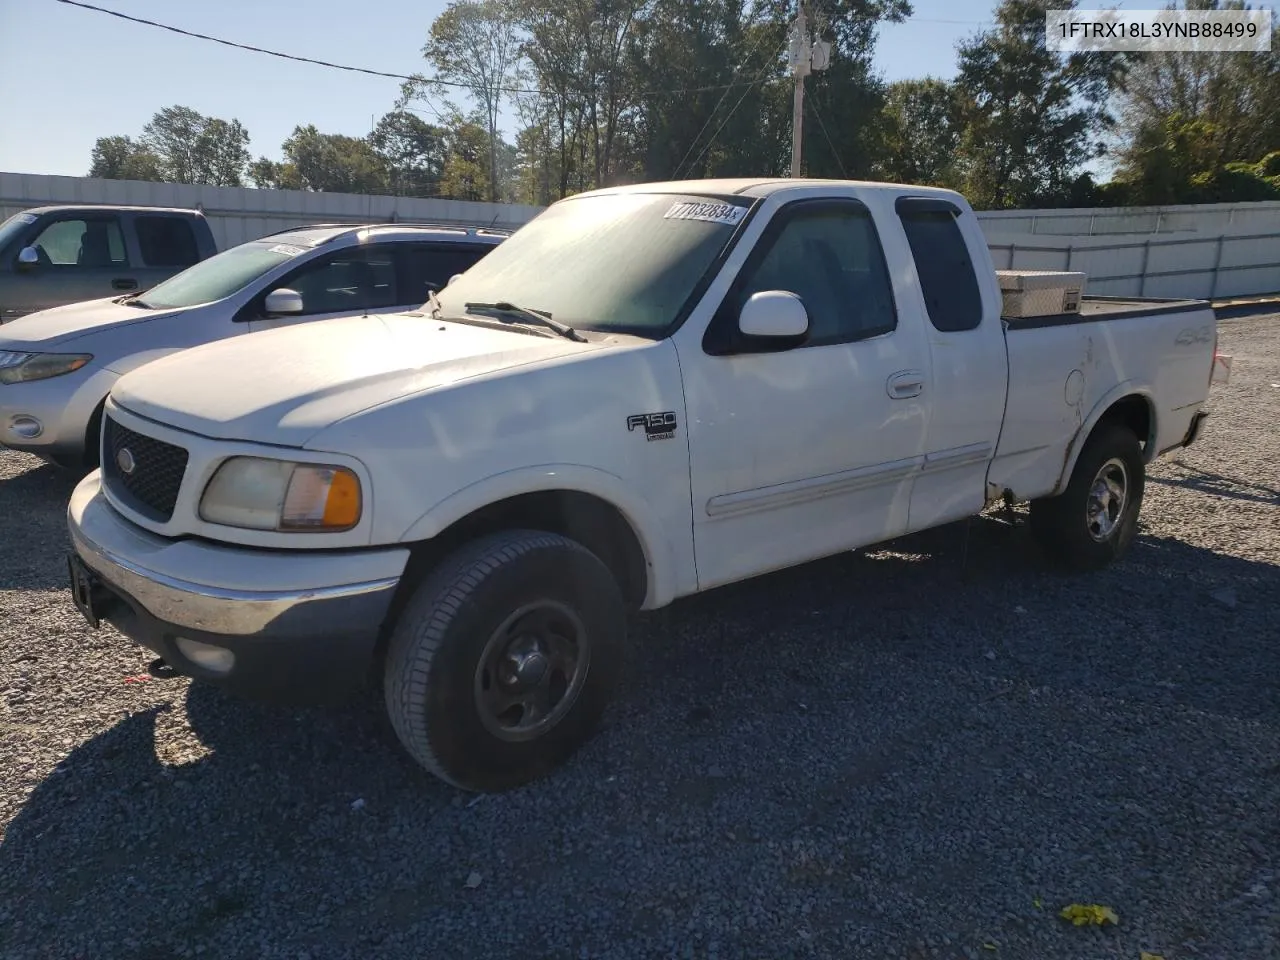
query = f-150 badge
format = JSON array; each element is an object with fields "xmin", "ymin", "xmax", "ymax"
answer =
[{"xmin": 627, "ymin": 411, "xmax": 677, "ymax": 441}]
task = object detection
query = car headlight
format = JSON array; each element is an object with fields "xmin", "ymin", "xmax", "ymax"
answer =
[
  {"xmin": 0, "ymin": 351, "xmax": 93, "ymax": 384},
  {"xmin": 199, "ymin": 457, "xmax": 362, "ymax": 532}
]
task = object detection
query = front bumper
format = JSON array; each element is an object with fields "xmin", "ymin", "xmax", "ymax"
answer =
[
  {"xmin": 66, "ymin": 470, "xmax": 410, "ymax": 702},
  {"xmin": 0, "ymin": 366, "xmax": 111, "ymax": 467}
]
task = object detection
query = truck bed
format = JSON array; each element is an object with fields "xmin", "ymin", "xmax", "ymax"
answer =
[{"xmin": 1003, "ymin": 295, "xmax": 1211, "ymax": 330}]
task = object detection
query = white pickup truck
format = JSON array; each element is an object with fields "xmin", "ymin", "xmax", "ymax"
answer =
[{"xmin": 65, "ymin": 178, "xmax": 1224, "ymax": 792}]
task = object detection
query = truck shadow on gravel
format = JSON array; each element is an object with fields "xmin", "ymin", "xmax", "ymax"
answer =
[
  {"xmin": 1146, "ymin": 460, "xmax": 1280, "ymax": 505},
  {"xmin": 2, "ymin": 515, "xmax": 1278, "ymax": 957}
]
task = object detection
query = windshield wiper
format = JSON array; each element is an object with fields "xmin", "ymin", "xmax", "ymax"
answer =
[
  {"xmin": 426, "ymin": 288, "xmax": 443, "ymax": 321},
  {"xmin": 117, "ymin": 291, "xmax": 153, "ymax": 308},
  {"xmin": 464, "ymin": 301, "xmax": 587, "ymax": 343}
]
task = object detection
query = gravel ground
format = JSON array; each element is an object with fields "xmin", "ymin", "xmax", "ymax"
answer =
[{"xmin": 1, "ymin": 313, "xmax": 1278, "ymax": 960}]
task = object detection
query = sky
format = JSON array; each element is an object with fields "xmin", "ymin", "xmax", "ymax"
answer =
[{"xmin": 0, "ymin": 0, "xmax": 1002, "ymax": 178}]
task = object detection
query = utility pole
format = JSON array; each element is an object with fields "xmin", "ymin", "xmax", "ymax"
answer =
[{"xmin": 787, "ymin": 1, "xmax": 831, "ymax": 178}]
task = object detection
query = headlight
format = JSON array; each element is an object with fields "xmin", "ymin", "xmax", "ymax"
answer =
[
  {"xmin": 0, "ymin": 351, "xmax": 93, "ymax": 384},
  {"xmin": 199, "ymin": 457, "xmax": 362, "ymax": 532}
]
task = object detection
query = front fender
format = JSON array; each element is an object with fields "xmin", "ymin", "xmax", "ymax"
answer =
[
  {"xmin": 1054, "ymin": 380, "xmax": 1156, "ymax": 495},
  {"xmin": 397, "ymin": 462, "xmax": 678, "ymax": 609}
]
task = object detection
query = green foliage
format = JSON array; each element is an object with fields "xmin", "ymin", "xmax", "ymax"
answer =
[
  {"xmin": 875, "ymin": 78, "xmax": 963, "ymax": 186},
  {"xmin": 88, "ymin": 135, "xmax": 162, "ymax": 182},
  {"xmin": 370, "ymin": 111, "xmax": 451, "ymax": 198},
  {"xmin": 89, "ymin": 106, "xmax": 250, "ymax": 186},
  {"xmin": 141, "ymin": 105, "xmax": 252, "ymax": 186},
  {"xmin": 81, "ymin": 0, "xmax": 1276, "ymax": 209},
  {"xmin": 951, "ymin": 0, "xmax": 1122, "ymax": 209}
]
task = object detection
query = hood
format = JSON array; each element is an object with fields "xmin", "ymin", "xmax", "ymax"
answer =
[
  {"xmin": 110, "ymin": 312, "xmax": 605, "ymax": 447},
  {"xmin": 0, "ymin": 296, "xmax": 187, "ymax": 348}
]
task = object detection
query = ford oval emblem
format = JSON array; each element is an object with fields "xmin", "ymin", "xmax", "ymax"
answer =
[{"xmin": 116, "ymin": 447, "xmax": 137, "ymax": 476}]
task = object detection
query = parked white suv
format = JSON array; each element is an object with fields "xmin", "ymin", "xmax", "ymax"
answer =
[{"xmin": 0, "ymin": 222, "xmax": 507, "ymax": 468}]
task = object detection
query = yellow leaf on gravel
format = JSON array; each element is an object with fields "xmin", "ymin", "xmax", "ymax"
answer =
[
  {"xmin": 1059, "ymin": 903, "xmax": 1119, "ymax": 926},
  {"xmin": 1140, "ymin": 953, "xmax": 1165, "ymax": 960}
]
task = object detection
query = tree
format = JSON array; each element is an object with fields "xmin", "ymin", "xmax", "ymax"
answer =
[
  {"xmin": 88, "ymin": 135, "xmax": 162, "ymax": 181},
  {"xmin": 139, "ymin": 105, "xmax": 252, "ymax": 186},
  {"xmin": 405, "ymin": 0, "xmax": 521, "ymax": 202},
  {"xmin": 247, "ymin": 157, "xmax": 304, "ymax": 191},
  {"xmin": 280, "ymin": 125, "xmax": 389, "ymax": 194},
  {"xmin": 797, "ymin": 0, "xmax": 912, "ymax": 180},
  {"xmin": 951, "ymin": 0, "xmax": 1122, "ymax": 208},
  {"xmin": 875, "ymin": 77, "xmax": 962, "ymax": 186},
  {"xmin": 1109, "ymin": 0, "xmax": 1280, "ymax": 202},
  {"xmin": 370, "ymin": 110, "xmax": 450, "ymax": 197}
]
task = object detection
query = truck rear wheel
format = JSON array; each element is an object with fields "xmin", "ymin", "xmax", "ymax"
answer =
[
  {"xmin": 383, "ymin": 529, "xmax": 626, "ymax": 792},
  {"xmin": 1029, "ymin": 421, "xmax": 1145, "ymax": 572}
]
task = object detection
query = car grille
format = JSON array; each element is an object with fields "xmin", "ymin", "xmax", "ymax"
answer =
[{"xmin": 101, "ymin": 415, "xmax": 189, "ymax": 523}]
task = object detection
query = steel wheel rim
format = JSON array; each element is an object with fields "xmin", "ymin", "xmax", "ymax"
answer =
[
  {"xmin": 1086, "ymin": 456, "xmax": 1129, "ymax": 542},
  {"xmin": 474, "ymin": 600, "xmax": 590, "ymax": 743}
]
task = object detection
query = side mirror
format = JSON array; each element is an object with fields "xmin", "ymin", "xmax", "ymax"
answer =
[
  {"xmin": 447, "ymin": 273, "xmax": 464, "ymax": 287},
  {"xmin": 15, "ymin": 246, "xmax": 39, "ymax": 271},
  {"xmin": 263, "ymin": 288, "xmax": 303, "ymax": 315},
  {"xmin": 737, "ymin": 290, "xmax": 809, "ymax": 345}
]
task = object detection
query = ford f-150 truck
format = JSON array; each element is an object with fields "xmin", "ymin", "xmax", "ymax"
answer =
[{"xmin": 65, "ymin": 178, "xmax": 1225, "ymax": 793}]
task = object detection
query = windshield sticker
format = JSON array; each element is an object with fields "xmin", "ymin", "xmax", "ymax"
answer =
[
  {"xmin": 15, "ymin": 213, "xmax": 38, "ymax": 225},
  {"xmin": 663, "ymin": 201, "xmax": 746, "ymax": 227},
  {"xmin": 268, "ymin": 243, "xmax": 308, "ymax": 257}
]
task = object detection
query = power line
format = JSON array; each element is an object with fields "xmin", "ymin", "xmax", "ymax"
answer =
[
  {"xmin": 53, "ymin": 0, "xmax": 777, "ymax": 99},
  {"xmin": 806, "ymin": 89, "xmax": 848, "ymax": 179},
  {"xmin": 684, "ymin": 69, "xmax": 782, "ymax": 178},
  {"xmin": 672, "ymin": 0, "xmax": 779, "ymax": 180}
]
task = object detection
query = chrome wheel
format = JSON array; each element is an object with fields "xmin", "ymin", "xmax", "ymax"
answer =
[
  {"xmin": 1086, "ymin": 456, "xmax": 1129, "ymax": 542},
  {"xmin": 474, "ymin": 601, "xmax": 590, "ymax": 743}
]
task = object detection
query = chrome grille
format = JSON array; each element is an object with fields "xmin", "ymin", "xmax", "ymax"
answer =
[{"xmin": 101, "ymin": 416, "xmax": 189, "ymax": 523}]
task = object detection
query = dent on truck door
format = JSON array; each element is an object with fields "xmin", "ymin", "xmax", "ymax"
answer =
[
  {"xmin": 894, "ymin": 197, "xmax": 1008, "ymax": 531},
  {"xmin": 681, "ymin": 197, "xmax": 931, "ymax": 591}
]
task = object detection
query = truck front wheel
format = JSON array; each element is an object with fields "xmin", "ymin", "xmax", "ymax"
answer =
[
  {"xmin": 383, "ymin": 529, "xmax": 626, "ymax": 792},
  {"xmin": 1029, "ymin": 421, "xmax": 1146, "ymax": 572}
]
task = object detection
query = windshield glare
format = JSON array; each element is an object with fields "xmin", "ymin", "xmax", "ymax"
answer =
[
  {"xmin": 437, "ymin": 192, "xmax": 753, "ymax": 336},
  {"xmin": 137, "ymin": 241, "xmax": 305, "ymax": 309}
]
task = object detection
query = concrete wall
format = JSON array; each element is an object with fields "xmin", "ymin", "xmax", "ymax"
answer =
[
  {"xmin": 986, "ymin": 231, "xmax": 1280, "ymax": 300},
  {"xmin": 4, "ymin": 171, "xmax": 1280, "ymax": 299},
  {"xmin": 0, "ymin": 172, "xmax": 543, "ymax": 250},
  {"xmin": 976, "ymin": 199, "xmax": 1280, "ymax": 238}
]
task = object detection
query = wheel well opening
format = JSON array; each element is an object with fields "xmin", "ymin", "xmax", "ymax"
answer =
[
  {"xmin": 83, "ymin": 399, "xmax": 106, "ymax": 468},
  {"xmin": 1099, "ymin": 395, "xmax": 1153, "ymax": 451},
  {"xmin": 375, "ymin": 490, "xmax": 650, "ymax": 660}
]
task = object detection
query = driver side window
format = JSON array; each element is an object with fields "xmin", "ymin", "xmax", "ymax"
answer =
[
  {"xmin": 29, "ymin": 217, "xmax": 128, "ymax": 268},
  {"xmin": 282, "ymin": 246, "xmax": 398, "ymax": 316},
  {"xmin": 729, "ymin": 202, "xmax": 897, "ymax": 347}
]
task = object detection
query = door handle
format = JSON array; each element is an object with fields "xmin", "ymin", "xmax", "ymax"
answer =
[
  {"xmin": 886, "ymin": 370, "xmax": 924, "ymax": 399},
  {"xmin": 112, "ymin": 278, "xmax": 138, "ymax": 290}
]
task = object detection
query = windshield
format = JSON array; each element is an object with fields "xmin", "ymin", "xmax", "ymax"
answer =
[
  {"xmin": 136, "ymin": 240, "xmax": 309, "ymax": 309},
  {"xmin": 436, "ymin": 191, "xmax": 754, "ymax": 336},
  {"xmin": 0, "ymin": 212, "xmax": 37, "ymax": 255}
]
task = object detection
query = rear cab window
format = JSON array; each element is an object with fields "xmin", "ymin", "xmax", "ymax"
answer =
[
  {"xmin": 895, "ymin": 196, "xmax": 983, "ymax": 333},
  {"xmin": 136, "ymin": 216, "xmax": 201, "ymax": 268}
]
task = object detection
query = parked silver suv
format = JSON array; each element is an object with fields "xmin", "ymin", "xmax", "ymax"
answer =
[{"xmin": 0, "ymin": 222, "xmax": 507, "ymax": 468}]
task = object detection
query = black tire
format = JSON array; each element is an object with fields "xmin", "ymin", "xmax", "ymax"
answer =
[
  {"xmin": 1029, "ymin": 421, "xmax": 1145, "ymax": 573},
  {"xmin": 383, "ymin": 529, "xmax": 626, "ymax": 792}
]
